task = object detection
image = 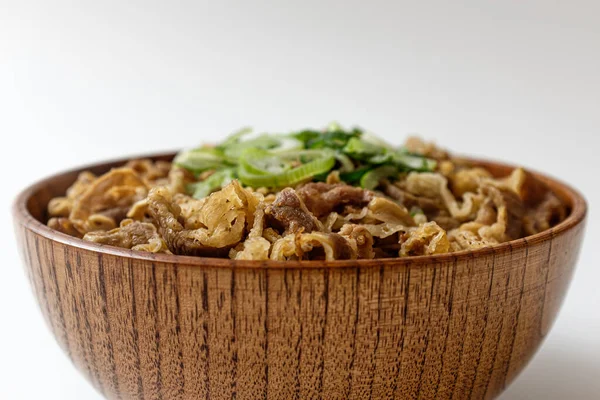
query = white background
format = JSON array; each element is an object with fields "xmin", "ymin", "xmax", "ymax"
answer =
[{"xmin": 1, "ymin": 1, "xmax": 598, "ymax": 398}]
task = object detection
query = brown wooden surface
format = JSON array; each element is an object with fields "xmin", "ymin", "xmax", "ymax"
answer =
[{"xmin": 13, "ymin": 153, "xmax": 587, "ymax": 400}]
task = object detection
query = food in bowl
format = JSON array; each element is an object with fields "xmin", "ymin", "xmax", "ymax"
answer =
[{"xmin": 45, "ymin": 124, "xmax": 567, "ymax": 260}]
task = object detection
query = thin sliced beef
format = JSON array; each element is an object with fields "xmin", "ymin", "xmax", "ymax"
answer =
[
  {"xmin": 383, "ymin": 182, "xmax": 441, "ymax": 212},
  {"xmin": 147, "ymin": 183, "xmax": 249, "ymax": 257},
  {"xmin": 83, "ymin": 220, "xmax": 159, "ymax": 249},
  {"xmin": 265, "ymin": 188, "xmax": 318, "ymax": 234},
  {"xmin": 523, "ymin": 192, "xmax": 567, "ymax": 236},
  {"xmin": 480, "ymin": 184, "xmax": 525, "ymax": 240},
  {"xmin": 97, "ymin": 206, "xmax": 131, "ymax": 225},
  {"xmin": 296, "ymin": 182, "xmax": 373, "ymax": 218}
]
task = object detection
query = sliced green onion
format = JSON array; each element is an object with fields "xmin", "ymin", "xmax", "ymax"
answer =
[
  {"xmin": 269, "ymin": 136, "xmax": 304, "ymax": 153},
  {"xmin": 291, "ymin": 129, "xmax": 321, "ymax": 145},
  {"xmin": 327, "ymin": 121, "xmax": 343, "ymax": 132},
  {"xmin": 239, "ymin": 149, "xmax": 292, "ymax": 175},
  {"xmin": 360, "ymin": 165, "xmax": 398, "ymax": 190},
  {"xmin": 393, "ymin": 150, "xmax": 437, "ymax": 172},
  {"xmin": 334, "ymin": 152, "xmax": 355, "ymax": 172},
  {"xmin": 239, "ymin": 149, "xmax": 326, "ymax": 174},
  {"xmin": 175, "ymin": 124, "xmax": 438, "ymax": 191},
  {"xmin": 312, "ymin": 171, "xmax": 330, "ymax": 182},
  {"xmin": 189, "ymin": 146, "xmax": 222, "ymax": 155},
  {"xmin": 187, "ymin": 168, "xmax": 236, "ymax": 199},
  {"xmin": 305, "ymin": 130, "xmax": 361, "ymax": 150},
  {"xmin": 222, "ymin": 134, "xmax": 303, "ymax": 161},
  {"xmin": 343, "ymin": 137, "xmax": 386, "ymax": 158},
  {"xmin": 340, "ymin": 166, "xmax": 370, "ymax": 184},
  {"xmin": 238, "ymin": 150, "xmax": 335, "ymax": 187},
  {"xmin": 218, "ymin": 127, "xmax": 253, "ymax": 149},
  {"xmin": 367, "ymin": 153, "xmax": 393, "ymax": 164},
  {"xmin": 173, "ymin": 148, "xmax": 225, "ymax": 173},
  {"xmin": 361, "ymin": 131, "xmax": 394, "ymax": 149}
]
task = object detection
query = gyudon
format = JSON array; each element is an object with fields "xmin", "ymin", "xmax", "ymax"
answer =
[{"xmin": 46, "ymin": 124, "xmax": 567, "ymax": 260}]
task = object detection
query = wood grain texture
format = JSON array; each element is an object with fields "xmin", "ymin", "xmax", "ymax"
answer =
[{"xmin": 13, "ymin": 153, "xmax": 587, "ymax": 400}]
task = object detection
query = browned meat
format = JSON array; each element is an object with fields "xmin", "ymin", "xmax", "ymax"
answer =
[
  {"xmin": 520, "ymin": 170, "xmax": 554, "ymax": 206},
  {"xmin": 480, "ymin": 184, "xmax": 525, "ymax": 240},
  {"xmin": 296, "ymin": 182, "xmax": 373, "ymax": 218},
  {"xmin": 523, "ymin": 192, "xmax": 567, "ymax": 236},
  {"xmin": 97, "ymin": 206, "xmax": 131, "ymax": 225},
  {"xmin": 83, "ymin": 221, "xmax": 160, "ymax": 248},
  {"xmin": 431, "ymin": 213, "xmax": 462, "ymax": 231},
  {"xmin": 384, "ymin": 182, "xmax": 442, "ymax": 212},
  {"xmin": 265, "ymin": 188, "xmax": 318, "ymax": 234},
  {"xmin": 147, "ymin": 184, "xmax": 247, "ymax": 257},
  {"xmin": 386, "ymin": 181, "xmax": 457, "ymax": 230},
  {"xmin": 475, "ymin": 199, "xmax": 497, "ymax": 226},
  {"xmin": 324, "ymin": 233, "xmax": 356, "ymax": 260}
]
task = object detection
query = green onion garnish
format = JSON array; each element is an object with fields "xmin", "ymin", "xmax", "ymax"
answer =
[
  {"xmin": 187, "ymin": 168, "xmax": 236, "ymax": 198},
  {"xmin": 174, "ymin": 147, "xmax": 227, "ymax": 173},
  {"xmin": 360, "ymin": 165, "xmax": 398, "ymax": 190},
  {"xmin": 238, "ymin": 149, "xmax": 336, "ymax": 187},
  {"xmin": 176, "ymin": 123, "xmax": 437, "ymax": 195}
]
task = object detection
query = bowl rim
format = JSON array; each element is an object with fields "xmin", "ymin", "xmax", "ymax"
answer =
[{"xmin": 13, "ymin": 151, "xmax": 587, "ymax": 270}]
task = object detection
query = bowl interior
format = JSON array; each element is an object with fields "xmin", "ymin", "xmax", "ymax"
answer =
[{"xmin": 17, "ymin": 152, "xmax": 585, "ymax": 268}]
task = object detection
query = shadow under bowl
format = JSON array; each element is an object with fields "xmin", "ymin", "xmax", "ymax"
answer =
[{"xmin": 12, "ymin": 153, "xmax": 587, "ymax": 400}]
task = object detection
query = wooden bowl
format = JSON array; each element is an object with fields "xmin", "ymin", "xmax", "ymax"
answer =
[{"xmin": 13, "ymin": 153, "xmax": 586, "ymax": 400}]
